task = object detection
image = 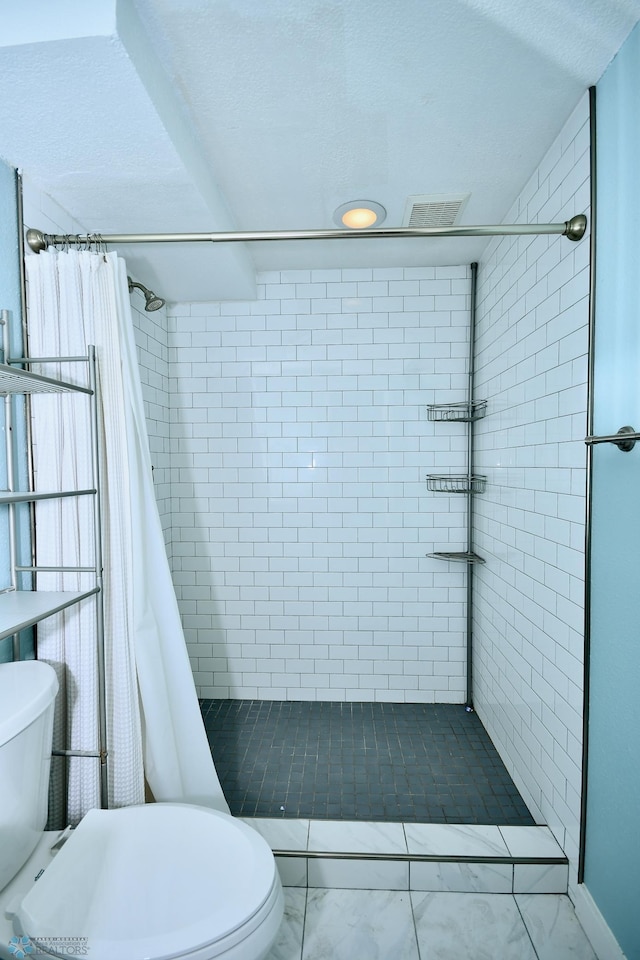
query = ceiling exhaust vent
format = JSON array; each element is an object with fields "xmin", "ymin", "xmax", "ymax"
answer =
[{"xmin": 403, "ymin": 193, "xmax": 470, "ymax": 228}]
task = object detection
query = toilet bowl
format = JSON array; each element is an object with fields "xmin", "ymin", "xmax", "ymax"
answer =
[{"xmin": 0, "ymin": 661, "xmax": 284, "ymax": 960}]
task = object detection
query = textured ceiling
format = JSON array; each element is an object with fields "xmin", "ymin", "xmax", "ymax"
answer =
[{"xmin": 1, "ymin": 0, "xmax": 639, "ymax": 300}]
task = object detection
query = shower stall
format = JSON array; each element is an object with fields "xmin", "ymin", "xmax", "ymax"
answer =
[
  {"xmin": 25, "ymin": 92, "xmax": 591, "ymax": 897},
  {"xmin": 168, "ymin": 98, "xmax": 590, "ymax": 898}
]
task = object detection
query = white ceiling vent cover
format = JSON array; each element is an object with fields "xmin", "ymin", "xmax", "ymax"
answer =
[{"xmin": 403, "ymin": 194, "xmax": 470, "ymax": 228}]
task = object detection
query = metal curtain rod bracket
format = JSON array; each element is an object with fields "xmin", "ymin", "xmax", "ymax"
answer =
[
  {"xmin": 585, "ymin": 425, "xmax": 639, "ymax": 451},
  {"xmin": 25, "ymin": 214, "xmax": 587, "ymax": 252}
]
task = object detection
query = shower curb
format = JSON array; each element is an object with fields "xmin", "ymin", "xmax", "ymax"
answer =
[{"xmin": 243, "ymin": 819, "xmax": 569, "ymax": 894}]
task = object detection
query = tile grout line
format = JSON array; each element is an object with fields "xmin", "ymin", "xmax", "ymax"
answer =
[
  {"xmin": 297, "ymin": 888, "xmax": 309, "ymax": 960},
  {"xmin": 409, "ymin": 890, "xmax": 425, "ymax": 960},
  {"xmin": 513, "ymin": 895, "xmax": 541, "ymax": 960}
]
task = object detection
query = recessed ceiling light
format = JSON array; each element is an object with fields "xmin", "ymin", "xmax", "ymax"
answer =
[{"xmin": 333, "ymin": 200, "xmax": 387, "ymax": 229}]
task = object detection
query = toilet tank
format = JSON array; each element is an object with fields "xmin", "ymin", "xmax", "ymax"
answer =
[{"xmin": 0, "ymin": 660, "xmax": 59, "ymax": 892}]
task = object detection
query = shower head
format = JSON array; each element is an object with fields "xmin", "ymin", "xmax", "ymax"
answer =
[
  {"xmin": 127, "ymin": 277, "xmax": 166, "ymax": 312},
  {"xmin": 144, "ymin": 293, "xmax": 165, "ymax": 312}
]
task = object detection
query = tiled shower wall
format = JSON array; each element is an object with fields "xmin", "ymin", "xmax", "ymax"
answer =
[
  {"xmin": 473, "ymin": 92, "xmax": 590, "ymax": 894},
  {"xmin": 168, "ymin": 267, "xmax": 473, "ymax": 700}
]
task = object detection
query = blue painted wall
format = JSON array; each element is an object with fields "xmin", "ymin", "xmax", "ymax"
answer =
[{"xmin": 585, "ymin": 20, "xmax": 640, "ymax": 960}]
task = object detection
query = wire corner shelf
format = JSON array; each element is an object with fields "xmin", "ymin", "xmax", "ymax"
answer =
[
  {"xmin": 427, "ymin": 400, "xmax": 487, "ymax": 422},
  {"xmin": 426, "ymin": 551, "xmax": 486, "ymax": 564},
  {"xmin": 426, "ymin": 474, "xmax": 486, "ymax": 494}
]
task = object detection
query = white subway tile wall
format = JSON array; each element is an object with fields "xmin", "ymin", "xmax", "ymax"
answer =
[
  {"xmin": 168, "ymin": 266, "xmax": 472, "ymax": 701},
  {"xmin": 473, "ymin": 92, "xmax": 590, "ymax": 897}
]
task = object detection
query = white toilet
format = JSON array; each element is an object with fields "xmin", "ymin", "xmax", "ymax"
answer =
[{"xmin": 0, "ymin": 660, "xmax": 284, "ymax": 960}]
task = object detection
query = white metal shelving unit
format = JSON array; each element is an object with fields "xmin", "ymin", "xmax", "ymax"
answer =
[{"xmin": 0, "ymin": 308, "xmax": 107, "ymax": 806}]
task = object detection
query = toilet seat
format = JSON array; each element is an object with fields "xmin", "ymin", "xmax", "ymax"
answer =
[{"xmin": 13, "ymin": 804, "xmax": 282, "ymax": 960}]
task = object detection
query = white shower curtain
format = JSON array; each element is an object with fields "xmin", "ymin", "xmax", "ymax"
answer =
[{"xmin": 26, "ymin": 249, "xmax": 229, "ymax": 824}]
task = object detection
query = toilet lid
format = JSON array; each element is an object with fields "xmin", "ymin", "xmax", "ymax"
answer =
[{"xmin": 15, "ymin": 804, "xmax": 277, "ymax": 960}]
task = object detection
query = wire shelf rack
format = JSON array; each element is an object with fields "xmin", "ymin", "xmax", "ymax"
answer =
[
  {"xmin": 0, "ymin": 363, "xmax": 92, "ymax": 396},
  {"xmin": 426, "ymin": 474, "xmax": 486, "ymax": 494},
  {"xmin": 427, "ymin": 400, "xmax": 487, "ymax": 422}
]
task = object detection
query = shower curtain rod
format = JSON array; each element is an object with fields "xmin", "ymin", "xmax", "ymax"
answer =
[{"xmin": 25, "ymin": 215, "xmax": 587, "ymax": 251}]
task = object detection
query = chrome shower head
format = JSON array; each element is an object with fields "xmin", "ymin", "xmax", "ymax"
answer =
[{"xmin": 127, "ymin": 277, "xmax": 166, "ymax": 312}]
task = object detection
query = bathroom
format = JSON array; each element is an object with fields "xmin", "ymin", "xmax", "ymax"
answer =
[{"xmin": 0, "ymin": 3, "xmax": 639, "ymax": 959}]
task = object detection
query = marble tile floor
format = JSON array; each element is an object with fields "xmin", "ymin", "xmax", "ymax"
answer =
[{"xmin": 267, "ymin": 888, "xmax": 598, "ymax": 960}]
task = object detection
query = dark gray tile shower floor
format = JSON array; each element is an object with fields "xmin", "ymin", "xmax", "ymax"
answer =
[{"xmin": 200, "ymin": 700, "xmax": 535, "ymax": 825}]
